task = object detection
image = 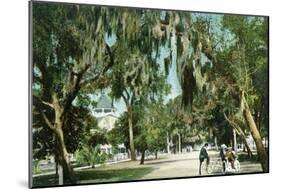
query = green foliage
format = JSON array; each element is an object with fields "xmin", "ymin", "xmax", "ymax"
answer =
[
  {"xmin": 107, "ymin": 104, "xmax": 144, "ymax": 150},
  {"xmin": 108, "ymin": 102, "xmax": 168, "ymax": 155},
  {"xmin": 32, "ymin": 1, "xmax": 269, "ymax": 173},
  {"xmin": 134, "ymin": 102, "xmax": 173, "ymax": 153},
  {"xmin": 218, "ymin": 15, "xmax": 268, "ymax": 136},
  {"xmin": 32, "ymin": 159, "xmax": 41, "ymax": 175},
  {"xmin": 75, "ymin": 146, "xmax": 110, "ymax": 168},
  {"xmin": 32, "ymin": 2, "xmax": 117, "ymax": 164},
  {"xmin": 184, "ymin": 14, "xmax": 269, "ymax": 145},
  {"xmin": 33, "ymin": 100, "xmax": 97, "ymax": 160},
  {"xmin": 107, "ymin": 113, "xmax": 130, "ymax": 149}
]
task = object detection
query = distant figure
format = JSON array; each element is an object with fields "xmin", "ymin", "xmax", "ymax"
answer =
[
  {"xmin": 199, "ymin": 143, "xmax": 209, "ymax": 175},
  {"xmin": 220, "ymin": 144, "xmax": 227, "ymax": 171}
]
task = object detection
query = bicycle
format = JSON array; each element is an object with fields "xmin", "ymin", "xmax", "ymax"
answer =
[
  {"xmin": 200, "ymin": 159, "xmax": 209, "ymax": 175},
  {"xmin": 224, "ymin": 159, "xmax": 240, "ymax": 173},
  {"xmin": 201, "ymin": 158, "xmax": 223, "ymax": 175},
  {"xmin": 208, "ymin": 158, "xmax": 224, "ymax": 174},
  {"xmin": 201, "ymin": 157, "xmax": 240, "ymax": 175}
]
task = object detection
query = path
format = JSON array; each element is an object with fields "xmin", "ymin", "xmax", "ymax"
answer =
[
  {"xmin": 140, "ymin": 151, "xmax": 262, "ymax": 179},
  {"xmin": 33, "ymin": 151, "xmax": 263, "ymax": 182},
  {"xmin": 88, "ymin": 151, "xmax": 263, "ymax": 180}
]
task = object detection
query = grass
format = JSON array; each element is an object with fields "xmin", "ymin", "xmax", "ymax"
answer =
[
  {"xmin": 238, "ymin": 153, "xmax": 259, "ymax": 163},
  {"xmin": 32, "ymin": 167, "xmax": 154, "ymax": 187},
  {"xmin": 33, "ymin": 174, "xmax": 58, "ymax": 187}
]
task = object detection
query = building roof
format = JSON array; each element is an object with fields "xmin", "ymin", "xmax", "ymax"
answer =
[{"xmin": 96, "ymin": 94, "xmax": 113, "ymax": 109}]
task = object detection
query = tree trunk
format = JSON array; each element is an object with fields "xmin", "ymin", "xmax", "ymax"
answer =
[
  {"xmin": 214, "ymin": 136, "xmax": 218, "ymax": 151},
  {"xmin": 239, "ymin": 134, "xmax": 252, "ymax": 158},
  {"xmin": 41, "ymin": 94, "xmax": 76, "ymax": 184},
  {"xmin": 170, "ymin": 137, "xmax": 174, "ymax": 154},
  {"xmin": 233, "ymin": 129, "xmax": 237, "ymax": 152},
  {"xmin": 127, "ymin": 106, "xmax": 136, "ymax": 160},
  {"xmin": 155, "ymin": 151, "xmax": 158, "ymax": 160},
  {"xmin": 55, "ymin": 156, "xmax": 59, "ymax": 176},
  {"xmin": 209, "ymin": 127, "xmax": 213, "ymax": 138},
  {"xmin": 55, "ymin": 124, "xmax": 76, "ymax": 184},
  {"xmin": 177, "ymin": 133, "xmax": 181, "ymax": 154},
  {"xmin": 166, "ymin": 132, "xmax": 170, "ymax": 154},
  {"xmin": 242, "ymin": 91, "xmax": 268, "ymax": 172},
  {"xmin": 243, "ymin": 138, "xmax": 252, "ymax": 158},
  {"xmin": 58, "ymin": 164, "xmax": 63, "ymax": 185},
  {"xmin": 140, "ymin": 149, "xmax": 145, "ymax": 165},
  {"xmin": 127, "ymin": 149, "xmax": 131, "ymax": 159},
  {"xmin": 224, "ymin": 113, "xmax": 253, "ymax": 158}
]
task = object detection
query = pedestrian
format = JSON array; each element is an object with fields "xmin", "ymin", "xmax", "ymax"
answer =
[
  {"xmin": 220, "ymin": 144, "xmax": 227, "ymax": 172},
  {"xmin": 199, "ymin": 143, "xmax": 210, "ymax": 175}
]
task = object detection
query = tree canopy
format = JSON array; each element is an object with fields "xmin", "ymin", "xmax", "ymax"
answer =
[{"xmin": 32, "ymin": 2, "xmax": 269, "ymax": 185}]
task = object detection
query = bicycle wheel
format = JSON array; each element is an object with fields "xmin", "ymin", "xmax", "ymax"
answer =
[
  {"xmin": 234, "ymin": 160, "xmax": 240, "ymax": 172},
  {"xmin": 207, "ymin": 162, "xmax": 213, "ymax": 174},
  {"xmin": 201, "ymin": 161, "xmax": 209, "ymax": 175},
  {"xmin": 212, "ymin": 160, "xmax": 224, "ymax": 174}
]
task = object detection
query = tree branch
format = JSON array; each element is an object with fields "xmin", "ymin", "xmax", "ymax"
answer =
[
  {"xmin": 40, "ymin": 110, "xmax": 55, "ymax": 130},
  {"xmin": 223, "ymin": 112, "xmax": 242, "ymax": 135},
  {"xmin": 81, "ymin": 44, "xmax": 114, "ymax": 87},
  {"xmin": 130, "ymin": 90, "xmax": 136, "ymax": 105},
  {"xmin": 124, "ymin": 88, "xmax": 130, "ymax": 102},
  {"xmin": 121, "ymin": 93, "xmax": 129, "ymax": 107},
  {"xmin": 61, "ymin": 63, "xmax": 91, "ymax": 118},
  {"xmin": 41, "ymin": 100, "xmax": 54, "ymax": 109},
  {"xmin": 62, "ymin": 44, "xmax": 115, "ymax": 118},
  {"xmin": 33, "ymin": 95, "xmax": 54, "ymax": 109}
]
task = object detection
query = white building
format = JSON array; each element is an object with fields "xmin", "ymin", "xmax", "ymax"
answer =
[
  {"xmin": 93, "ymin": 94, "xmax": 118, "ymax": 123},
  {"xmin": 93, "ymin": 94, "xmax": 127, "ymax": 160}
]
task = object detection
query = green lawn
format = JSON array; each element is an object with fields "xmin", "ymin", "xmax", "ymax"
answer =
[
  {"xmin": 237, "ymin": 153, "xmax": 259, "ymax": 163},
  {"xmin": 33, "ymin": 167, "xmax": 154, "ymax": 187}
]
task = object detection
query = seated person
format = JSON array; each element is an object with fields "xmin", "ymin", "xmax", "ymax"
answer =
[
  {"xmin": 225, "ymin": 149, "xmax": 238, "ymax": 169},
  {"xmin": 220, "ymin": 144, "xmax": 238, "ymax": 170}
]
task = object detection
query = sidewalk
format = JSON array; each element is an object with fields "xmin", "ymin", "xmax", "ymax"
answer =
[{"xmin": 141, "ymin": 151, "xmax": 262, "ymax": 179}]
